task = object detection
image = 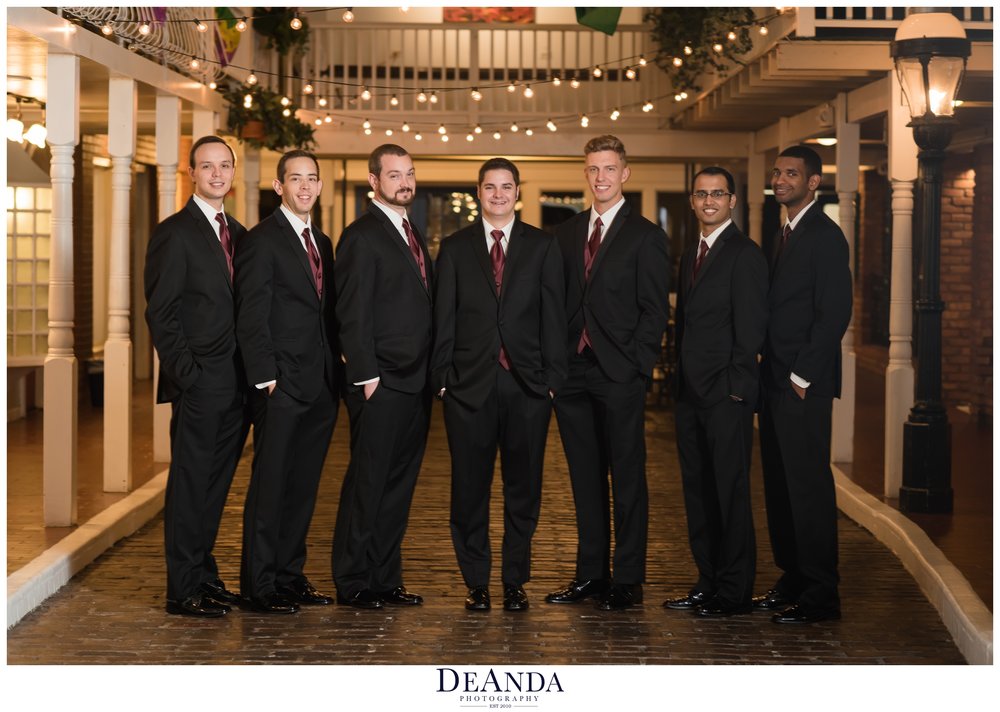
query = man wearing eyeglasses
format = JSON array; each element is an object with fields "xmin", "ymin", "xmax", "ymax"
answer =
[{"xmin": 663, "ymin": 167, "xmax": 768, "ymax": 617}]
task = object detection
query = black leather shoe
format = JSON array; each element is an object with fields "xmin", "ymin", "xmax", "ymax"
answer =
[
  {"xmin": 752, "ymin": 589, "xmax": 793, "ymax": 611},
  {"xmin": 596, "ymin": 583, "xmax": 643, "ymax": 611},
  {"xmin": 378, "ymin": 586, "xmax": 423, "ymax": 606},
  {"xmin": 544, "ymin": 579, "xmax": 609, "ymax": 604},
  {"xmin": 695, "ymin": 596, "xmax": 752, "ymax": 617},
  {"xmin": 201, "ymin": 579, "xmax": 241, "ymax": 605},
  {"xmin": 336, "ymin": 589, "xmax": 384, "ymax": 609},
  {"xmin": 277, "ymin": 579, "xmax": 334, "ymax": 605},
  {"xmin": 663, "ymin": 590, "xmax": 712, "ymax": 610},
  {"xmin": 771, "ymin": 604, "xmax": 841, "ymax": 624},
  {"xmin": 166, "ymin": 593, "xmax": 229, "ymax": 617},
  {"xmin": 244, "ymin": 592, "xmax": 299, "ymax": 614},
  {"xmin": 503, "ymin": 584, "xmax": 529, "ymax": 612},
  {"xmin": 465, "ymin": 587, "xmax": 491, "ymax": 611}
]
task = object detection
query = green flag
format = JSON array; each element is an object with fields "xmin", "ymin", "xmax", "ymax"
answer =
[{"xmin": 576, "ymin": 7, "xmax": 622, "ymax": 36}]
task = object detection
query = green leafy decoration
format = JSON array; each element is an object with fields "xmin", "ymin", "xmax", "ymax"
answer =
[{"xmin": 222, "ymin": 82, "xmax": 316, "ymax": 152}]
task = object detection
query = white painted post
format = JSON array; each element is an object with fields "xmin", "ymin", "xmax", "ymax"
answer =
[
  {"xmin": 43, "ymin": 53, "xmax": 80, "ymax": 526},
  {"xmin": 885, "ymin": 71, "xmax": 919, "ymax": 497},
  {"xmin": 832, "ymin": 93, "xmax": 860, "ymax": 464},
  {"xmin": 152, "ymin": 94, "xmax": 182, "ymax": 463},
  {"xmin": 104, "ymin": 76, "xmax": 137, "ymax": 493}
]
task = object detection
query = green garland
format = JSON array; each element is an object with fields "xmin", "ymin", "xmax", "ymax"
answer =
[{"xmin": 645, "ymin": 7, "xmax": 757, "ymax": 94}]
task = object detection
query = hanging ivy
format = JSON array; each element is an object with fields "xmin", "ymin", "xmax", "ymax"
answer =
[
  {"xmin": 645, "ymin": 7, "xmax": 757, "ymax": 93},
  {"xmin": 222, "ymin": 82, "xmax": 316, "ymax": 152}
]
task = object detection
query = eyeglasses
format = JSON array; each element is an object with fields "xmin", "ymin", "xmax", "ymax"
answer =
[{"xmin": 691, "ymin": 190, "xmax": 733, "ymax": 200}]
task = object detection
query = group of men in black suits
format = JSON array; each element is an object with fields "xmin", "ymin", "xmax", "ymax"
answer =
[
  {"xmin": 145, "ymin": 133, "xmax": 850, "ymax": 625},
  {"xmin": 665, "ymin": 146, "xmax": 852, "ymax": 624}
]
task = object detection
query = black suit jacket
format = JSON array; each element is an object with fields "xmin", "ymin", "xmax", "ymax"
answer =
[
  {"xmin": 762, "ymin": 204, "xmax": 852, "ymax": 398},
  {"xmin": 431, "ymin": 219, "xmax": 567, "ymax": 410},
  {"xmin": 144, "ymin": 197, "xmax": 247, "ymax": 404},
  {"xmin": 335, "ymin": 203, "xmax": 433, "ymax": 393},
  {"xmin": 556, "ymin": 202, "xmax": 670, "ymax": 382},
  {"xmin": 674, "ymin": 222, "xmax": 769, "ymax": 408},
  {"xmin": 234, "ymin": 208, "xmax": 338, "ymax": 402}
]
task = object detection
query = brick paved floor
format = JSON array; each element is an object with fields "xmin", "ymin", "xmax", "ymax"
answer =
[{"xmin": 6, "ymin": 400, "xmax": 964, "ymax": 665}]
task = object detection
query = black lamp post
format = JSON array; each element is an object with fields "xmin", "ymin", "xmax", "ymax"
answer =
[{"xmin": 891, "ymin": 11, "xmax": 970, "ymax": 513}]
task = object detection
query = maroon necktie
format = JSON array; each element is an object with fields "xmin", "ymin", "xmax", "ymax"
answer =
[
  {"xmin": 490, "ymin": 229, "xmax": 510, "ymax": 370},
  {"xmin": 578, "ymin": 216, "xmax": 603, "ymax": 353},
  {"xmin": 692, "ymin": 238, "xmax": 709, "ymax": 280},
  {"xmin": 216, "ymin": 212, "xmax": 233, "ymax": 279},
  {"xmin": 777, "ymin": 223, "xmax": 792, "ymax": 261},
  {"xmin": 303, "ymin": 227, "xmax": 322, "ymax": 298},
  {"xmin": 402, "ymin": 218, "xmax": 427, "ymax": 288}
]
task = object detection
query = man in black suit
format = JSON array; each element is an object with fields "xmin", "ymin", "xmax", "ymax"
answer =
[
  {"xmin": 546, "ymin": 135, "xmax": 670, "ymax": 610},
  {"xmin": 753, "ymin": 145, "xmax": 852, "ymax": 624},
  {"xmin": 663, "ymin": 167, "xmax": 768, "ymax": 617},
  {"xmin": 235, "ymin": 150, "xmax": 339, "ymax": 614},
  {"xmin": 333, "ymin": 144, "xmax": 432, "ymax": 609},
  {"xmin": 144, "ymin": 135, "xmax": 250, "ymax": 617},
  {"xmin": 432, "ymin": 158, "xmax": 567, "ymax": 612}
]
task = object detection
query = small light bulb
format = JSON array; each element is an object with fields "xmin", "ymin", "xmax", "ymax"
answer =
[
  {"xmin": 470, "ymin": 88, "xmax": 482, "ymax": 101},
  {"xmin": 727, "ymin": 30, "xmax": 737, "ymax": 41},
  {"xmin": 474, "ymin": 125, "xmax": 483, "ymax": 134},
  {"xmin": 592, "ymin": 66, "xmax": 603, "ymax": 78},
  {"xmin": 625, "ymin": 68, "xmax": 636, "ymax": 80},
  {"xmin": 190, "ymin": 56, "xmax": 200, "ymax": 69},
  {"xmin": 414, "ymin": 132, "xmax": 422, "ymax": 141},
  {"xmin": 438, "ymin": 124, "xmax": 447, "ymax": 135},
  {"xmin": 510, "ymin": 123, "xmax": 519, "ymax": 133},
  {"xmin": 674, "ymin": 94, "xmax": 683, "ymax": 102},
  {"xmin": 247, "ymin": 71, "xmax": 258, "ymax": 85},
  {"xmin": 610, "ymin": 108, "xmax": 620, "ymax": 121},
  {"xmin": 429, "ymin": 91, "xmax": 438, "ymax": 104},
  {"xmin": 642, "ymin": 101, "xmax": 654, "ymax": 113},
  {"xmin": 362, "ymin": 119, "xmax": 371, "ymax": 129},
  {"xmin": 318, "ymin": 97, "xmax": 328, "ymax": 107},
  {"xmin": 580, "ymin": 115, "xmax": 589, "ymax": 127},
  {"xmin": 385, "ymin": 128, "xmax": 393, "ymax": 136},
  {"xmin": 290, "ymin": 15, "xmax": 303, "ymax": 31},
  {"xmin": 235, "ymin": 17, "xmax": 247, "ymax": 32},
  {"xmin": 466, "ymin": 133, "xmax": 474, "ymax": 142},
  {"xmin": 639, "ymin": 56, "xmax": 647, "ymax": 66},
  {"xmin": 507, "ymin": 81, "xmax": 517, "ymax": 93},
  {"xmin": 280, "ymin": 96, "xmax": 290, "ymax": 107},
  {"xmin": 390, "ymin": 94, "xmax": 399, "ymax": 106},
  {"xmin": 342, "ymin": 10, "xmax": 354, "ymax": 23},
  {"xmin": 570, "ymin": 77, "xmax": 580, "ymax": 89},
  {"xmin": 523, "ymin": 86, "xmax": 534, "ymax": 98},
  {"xmin": 303, "ymin": 82, "xmax": 314, "ymax": 94},
  {"xmin": 101, "ymin": 23, "xmax": 113, "ymax": 36},
  {"xmin": 546, "ymin": 119, "xmax": 557, "ymax": 132},
  {"xmin": 493, "ymin": 131, "xmax": 501, "ymax": 140},
  {"xmin": 282, "ymin": 108, "xmax": 291, "ymax": 117},
  {"xmin": 673, "ymin": 57, "xmax": 683, "ymax": 67},
  {"xmin": 401, "ymin": 123, "xmax": 410, "ymax": 132},
  {"xmin": 441, "ymin": 134, "xmax": 449, "ymax": 142},
  {"xmin": 417, "ymin": 91, "xmax": 427, "ymax": 103},
  {"xmin": 315, "ymin": 118, "xmax": 323, "ymax": 126},
  {"xmin": 713, "ymin": 43, "xmax": 723, "ymax": 53},
  {"xmin": 324, "ymin": 114, "xmax": 332, "ymax": 123},
  {"xmin": 684, "ymin": 45, "xmax": 693, "ymax": 55},
  {"xmin": 360, "ymin": 87, "xmax": 371, "ymax": 101},
  {"xmin": 552, "ymin": 76, "xmax": 561, "ymax": 86},
  {"xmin": 209, "ymin": 81, "xmax": 217, "ymax": 90},
  {"xmin": 680, "ymin": 91, "xmax": 688, "ymax": 99},
  {"xmin": 524, "ymin": 128, "xmax": 533, "ymax": 136},
  {"xmin": 195, "ymin": 20, "xmax": 208, "ymax": 33},
  {"xmin": 364, "ymin": 127, "xmax": 372, "ymax": 135},
  {"xmin": 759, "ymin": 25, "xmax": 769, "ymax": 36},
  {"xmin": 139, "ymin": 23, "xmax": 151, "ymax": 35}
]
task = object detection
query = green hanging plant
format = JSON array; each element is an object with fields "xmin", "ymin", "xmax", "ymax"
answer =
[
  {"xmin": 222, "ymin": 82, "xmax": 316, "ymax": 152},
  {"xmin": 645, "ymin": 7, "xmax": 756, "ymax": 94},
  {"xmin": 253, "ymin": 7, "xmax": 310, "ymax": 55}
]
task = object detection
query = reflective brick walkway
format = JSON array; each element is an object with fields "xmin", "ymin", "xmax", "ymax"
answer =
[{"xmin": 6, "ymin": 401, "xmax": 964, "ymax": 665}]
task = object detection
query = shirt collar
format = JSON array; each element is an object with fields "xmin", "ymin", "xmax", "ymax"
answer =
[
  {"xmin": 191, "ymin": 193, "xmax": 225, "ymax": 235},
  {"xmin": 786, "ymin": 199, "xmax": 818, "ymax": 232},
  {"xmin": 700, "ymin": 219, "xmax": 732, "ymax": 250},
  {"xmin": 279, "ymin": 203, "xmax": 311, "ymax": 237},
  {"xmin": 590, "ymin": 197, "xmax": 625, "ymax": 237},
  {"xmin": 371, "ymin": 198, "xmax": 409, "ymax": 241},
  {"xmin": 483, "ymin": 218, "xmax": 514, "ymax": 248}
]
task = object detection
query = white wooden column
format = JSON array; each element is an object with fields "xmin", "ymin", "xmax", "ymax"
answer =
[
  {"xmin": 243, "ymin": 147, "xmax": 261, "ymax": 226},
  {"xmin": 746, "ymin": 142, "xmax": 766, "ymax": 247},
  {"xmin": 104, "ymin": 76, "xmax": 137, "ymax": 492},
  {"xmin": 885, "ymin": 72, "xmax": 919, "ymax": 497},
  {"xmin": 191, "ymin": 107, "xmax": 218, "ymax": 144},
  {"xmin": 43, "ymin": 53, "xmax": 80, "ymax": 526},
  {"xmin": 152, "ymin": 94, "xmax": 182, "ymax": 463},
  {"xmin": 831, "ymin": 93, "xmax": 860, "ymax": 464}
]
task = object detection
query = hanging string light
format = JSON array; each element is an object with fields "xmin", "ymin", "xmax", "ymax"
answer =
[
  {"xmin": 235, "ymin": 17, "xmax": 248, "ymax": 32},
  {"xmin": 290, "ymin": 13, "xmax": 303, "ymax": 30}
]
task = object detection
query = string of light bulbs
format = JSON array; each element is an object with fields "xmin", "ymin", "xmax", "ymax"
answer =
[{"xmin": 93, "ymin": 6, "xmax": 358, "ymax": 38}]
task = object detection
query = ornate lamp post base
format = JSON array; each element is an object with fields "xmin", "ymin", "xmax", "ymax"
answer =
[{"xmin": 900, "ymin": 419, "xmax": 953, "ymax": 512}]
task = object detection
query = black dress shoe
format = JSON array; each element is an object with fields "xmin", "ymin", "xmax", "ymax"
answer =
[
  {"xmin": 695, "ymin": 596, "xmax": 752, "ymax": 617},
  {"xmin": 503, "ymin": 584, "xmax": 529, "ymax": 612},
  {"xmin": 166, "ymin": 593, "xmax": 229, "ymax": 617},
  {"xmin": 752, "ymin": 589, "xmax": 793, "ymax": 611},
  {"xmin": 663, "ymin": 590, "xmax": 712, "ymax": 610},
  {"xmin": 771, "ymin": 604, "xmax": 841, "ymax": 624},
  {"xmin": 201, "ymin": 579, "xmax": 241, "ymax": 605},
  {"xmin": 596, "ymin": 583, "xmax": 643, "ymax": 611},
  {"xmin": 244, "ymin": 592, "xmax": 299, "ymax": 614},
  {"xmin": 336, "ymin": 589, "xmax": 384, "ymax": 609},
  {"xmin": 378, "ymin": 586, "xmax": 423, "ymax": 606},
  {"xmin": 277, "ymin": 579, "xmax": 334, "ymax": 605},
  {"xmin": 544, "ymin": 579, "xmax": 609, "ymax": 604},
  {"xmin": 465, "ymin": 586, "xmax": 491, "ymax": 611}
]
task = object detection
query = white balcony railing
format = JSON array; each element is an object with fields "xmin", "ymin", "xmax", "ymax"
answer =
[{"xmin": 797, "ymin": 6, "xmax": 993, "ymax": 38}]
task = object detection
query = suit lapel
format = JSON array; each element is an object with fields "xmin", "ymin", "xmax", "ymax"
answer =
[
  {"xmin": 369, "ymin": 204, "xmax": 429, "ymax": 294},
  {"xmin": 499, "ymin": 220, "xmax": 524, "ymax": 302},
  {"xmin": 469, "ymin": 221, "xmax": 498, "ymax": 299},
  {"xmin": 273, "ymin": 208, "xmax": 318, "ymax": 298},
  {"xmin": 185, "ymin": 198, "xmax": 233, "ymax": 291},
  {"xmin": 588, "ymin": 202, "xmax": 628, "ymax": 279},
  {"xmin": 689, "ymin": 223, "xmax": 736, "ymax": 296},
  {"xmin": 572, "ymin": 215, "xmax": 587, "ymax": 290}
]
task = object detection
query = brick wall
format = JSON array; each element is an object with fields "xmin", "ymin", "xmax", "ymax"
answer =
[
  {"xmin": 970, "ymin": 143, "xmax": 992, "ymax": 418},
  {"xmin": 938, "ymin": 151, "xmax": 979, "ymax": 411},
  {"xmin": 858, "ymin": 168, "xmax": 890, "ymax": 355}
]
